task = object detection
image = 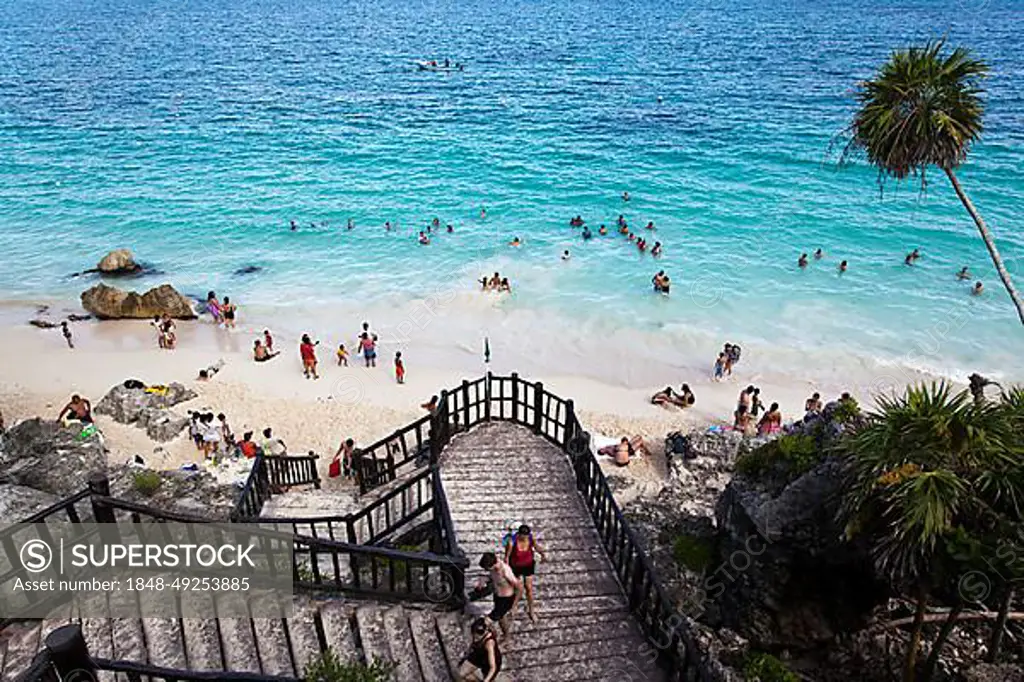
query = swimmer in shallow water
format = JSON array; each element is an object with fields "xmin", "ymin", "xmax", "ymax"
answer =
[
  {"xmin": 599, "ymin": 224, "xmax": 607, "ymax": 236},
  {"xmin": 582, "ymin": 226, "xmax": 592, "ymax": 240},
  {"xmin": 645, "ymin": 221, "xmax": 655, "ymax": 230},
  {"xmin": 651, "ymin": 241, "xmax": 662, "ymax": 257},
  {"xmin": 622, "ymin": 191, "xmax": 630, "ymax": 202},
  {"xmin": 509, "ymin": 236, "xmax": 521, "ymax": 247},
  {"xmin": 798, "ymin": 253, "xmax": 808, "ymax": 268},
  {"xmin": 561, "ymin": 249, "xmax": 571, "ymax": 261},
  {"xmin": 500, "ymin": 277, "xmax": 511, "ymax": 292},
  {"xmin": 814, "ymin": 248, "xmax": 823, "ymax": 260},
  {"xmin": 972, "ymin": 281, "xmax": 984, "ymax": 295},
  {"xmin": 419, "ymin": 231, "xmax": 430, "ymax": 245},
  {"xmin": 838, "ymin": 260, "xmax": 848, "ymax": 273},
  {"xmin": 904, "ymin": 248, "xmax": 921, "ymax": 265},
  {"xmin": 488, "ymin": 272, "xmax": 501, "ymax": 289},
  {"xmin": 957, "ymin": 266, "xmax": 971, "ymax": 280}
]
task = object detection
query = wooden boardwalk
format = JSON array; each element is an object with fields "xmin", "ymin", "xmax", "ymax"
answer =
[{"xmin": 440, "ymin": 422, "xmax": 665, "ymax": 682}]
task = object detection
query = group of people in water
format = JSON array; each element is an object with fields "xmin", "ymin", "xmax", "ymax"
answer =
[
  {"xmin": 570, "ymin": 213, "xmax": 664, "ymax": 258},
  {"xmin": 798, "ymin": 248, "xmax": 984, "ymax": 295},
  {"xmin": 478, "ymin": 272, "xmax": 512, "ymax": 293}
]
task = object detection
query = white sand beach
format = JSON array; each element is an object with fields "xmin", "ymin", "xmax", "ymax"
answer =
[{"xmin": 0, "ymin": 304, "xmax": 953, "ymax": 481}]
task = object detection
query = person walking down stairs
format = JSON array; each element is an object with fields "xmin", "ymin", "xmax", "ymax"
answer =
[
  {"xmin": 478, "ymin": 552, "xmax": 521, "ymax": 641},
  {"xmin": 457, "ymin": 617, "xmax": 503, "ymax": 682},
  {"xmin": 504, "ymin": 524, "xmax": 547, "ymax": 622}
]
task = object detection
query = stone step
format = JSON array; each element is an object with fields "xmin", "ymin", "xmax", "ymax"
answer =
[
  {"xmin": 252, "ymin": 617, "xmax": 294, "ymax": 677},
  {"xmin": 450, "ymin": 503, "xmax": 591, "ymax": 521},
  {"xmin": 501, "ymin": 619, "xmax": 641, "ymax": 655},
  {"xmin": 179, "ymin": 592, "xmax": 223, "ymax": 671},
  {"xmin": 382, "ymin": 607, "xmax": 421, "ymax": 682},
  {"xmin": 0, "ymin": 622, "xmax": 40, "ymax": 682},
  {"xmin": 140, "ymin": 617, "xmax": 187, "ymax": 671},
  {"xmin": 79, "ymin": 617, "xmax": 116, "ymax": 681},
  {"xmin": 502, "ymin": 637, "xmax": 647, "ymax": 676},
  {"xmin": 408, "ymin": 610, "xmax": 449, "ymax": 682},
  {"xmin": 286, "ymin": 603, "xmax": 322, "ymax": 675},
  {"xmin": 452, "ymin": 519, "xmax": 597, "ymax": 535},
  {"xmin": 110, "ymin": 617, "xmax": 148, "ymax": 671},
  {"xmin": 433, "ymin": 611, "xmax": 468, "ymax": 679},
  {"xmin": 355, "ymin": 606, "xmax": 393, "ymax": 669},
  {"xmin": 318, "ymin": 600, "xmax": 360, "ymax": 664},
  {"xmin": 218, "ymin": 618, "xmax": 260, "ymax": 673}
]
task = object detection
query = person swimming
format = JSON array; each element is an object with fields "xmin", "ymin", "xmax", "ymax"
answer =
[
  {"xmin": 419, "ymin": 231, "xmax": 430, "ymax": 244},
  {"xmin": 628, "ymin": 232, "xmax": 636, "ymax": 242},
  {"xmin": 509, "ymin": 236, "xmax": 521, "ymax": 247},
  {"xmin": 488, "ymin": 272, "xmax": 501, "ymax": 289},
  {"xmin": 972, "ymin": 281, "xmax": 984, "ymax": 295},
  {"xmin": 385, "ymin": 221, "xmax": 391, "ymax": 231},
  {"xmin": 500, "ymin": 277, "xmax": 511, "ymax": 292},
  {"xmin": 561, "ymin": 249, "xmax": 570, "ymax": 261},
  {"xmin": 957, "ymin": 266, "xmax": 971, "ymax": 280},
  {"xmin": 617, "ymin": 214, "xmax": 626, "ymax": 227},
  {"xmin": 651, "ymin": 241, "xmax": 662, "ymax": 257},
  {"xmin": 447, "ymin": 224, "xmax": 454, "ymax": 233},
  {"xmin": 814, "ymin": 248, "xmax": 823, "ymax": 259},
  {"xmin": 904, "ymin": 248, "xmax": 921, "ymax": 265},
  {"xmin": 582, "ymin": 226, "xmax": 592, "ymax": 240},
  {"xmin": 798, "ymin": 253, "xmax": 808, "ymax": 268},
  {"xmin": 622, "ymin": 191, "xmax": 630, "ymax": 201},
  {"xmin": 599, "ymin": 224, "xmax": 607, "ymax": 235},
  {"xmin": 290, "ymin": 220, "xmax": 297, "ymax": 231},
  {"xmin": 347, "ymin": 218, "xmax": 354, "ymax": 230},
  {"xmin": 645, "ymin": 221, "xmax": 655, "ymax": 230},
  {"xmin": 637, "ymin": 239, "xmax": 646, "ymax": 252},
  {"xmin": 839, "ymin": 260, "xmax": 848, "ymax": 273},
  {"xmin": 652, "ymin": 270, "xmax": 670, "ymax": 293}
]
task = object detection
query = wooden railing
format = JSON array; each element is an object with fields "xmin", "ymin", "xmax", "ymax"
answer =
[
  {"xmin": 354, "ymin": 414, "xmax": 432, "ymax": 493},
  {"xmin": 231, "ymin": 452, "xmax": 322, "ymax": 521}
]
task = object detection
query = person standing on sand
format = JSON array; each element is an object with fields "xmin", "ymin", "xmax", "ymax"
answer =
[
  {"xmin": 805, "ymin": 392, "xmax": 823, "ymax": 414},
  {"xmin": 264, "ymin": 329, "xmax": 274, "ymax": 352},
  {"xmin": 221, "ymin": 297, "xmax": 237, "ymax": 329},
  {"xmin": 337, "ymin": 344, "xmax": 349, "ymax": 366},
  {"xmin": 758, "ymin": 403, "xmax": 782, "ymax": 436},
  {"xmin": 478, "ymin": 552, "xmax": 521, "ymax": 640},
  {"xmin": 713, "ymin": 353, "xmax": 726, "ymax": 381},
  {"xmin": 750, "ymin": 387, "xmax": 764, "ymax": 418},
  {"xmin": 359, "ymin": 333, "xmax": 377, "ymax": 367},
  {"xmin": 61, "ymin": 321, "xmax": 73, "ymax": 349},
  {"xmin": 206, "ymin": 291, "xmax": 223, "ymax": 324},
  {"xmin": 723, "ymin": 344, "xmax": 735, "ymax": 375},
  {"xmin": 300, "ymin": 334, "xmax": 320, "ymax": 379},
  {"xmin": 394, "ymin": 351, "xmax": 405, "ymax": 384},
  {"xmin": 505, "ymin": 524, "xmax": 547, "ymax": 623}
]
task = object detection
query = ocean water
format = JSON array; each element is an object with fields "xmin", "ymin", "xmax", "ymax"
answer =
[{"xmin": 0, "ymin": 0, "xmax": 1022, "ymax": 388}]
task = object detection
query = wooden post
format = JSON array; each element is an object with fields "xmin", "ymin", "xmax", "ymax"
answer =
[
  {"xmin": 311, "ymin": 453, "xmax": 322, "ymax": 490},
  {"xmin": 563, "ymin": 399, "xmax": 575, "ymax": 449},
  {"xmin": 88, "ymin": 473, "xmax": 116, "ymax": 524},
  {"xmin": 510, "ymin": 372, "xmax": 519, "ymax": 423},
  {"xmin": 355, "ymin": 449, "xmax": 368, "ymax": 493},
  {"xmin": 484, "ymin": 371, "xmax": 492, "ymax": 421},
  {"xmin": 45, "ymin": 624, "xmax": 97, "ymax": 679},
  {"xmin": 346, "ymin": 519, "xmax": 360, "ymax": 588},
  {"xmin": 429, "ymin": 397, "xmax": 443, "ymax": 465},
  {"xmin": 533, "ymin": 382, "xmax": 544, "ymax": 434},
  {"xmin": 461, "ymin": 380, "xmax": 470, "ymax": 430}
]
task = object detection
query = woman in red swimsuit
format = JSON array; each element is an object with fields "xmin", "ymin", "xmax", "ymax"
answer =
[{"xmin": 504, "ymin": 524, "xmax": 547, "ymax": 622}]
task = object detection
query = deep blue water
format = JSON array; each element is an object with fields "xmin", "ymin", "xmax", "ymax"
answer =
[{"xmin": 0, "ymin": 0, "xmax": 1022, "ymax": 384}]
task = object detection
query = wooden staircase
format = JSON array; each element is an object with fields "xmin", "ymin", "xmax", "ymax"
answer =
[{"xmin": 440, "ymin": 422, "xmax": 666, "ymax": 682}]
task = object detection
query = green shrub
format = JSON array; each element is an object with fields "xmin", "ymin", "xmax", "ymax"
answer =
[
  {"xmin": 833, "ymin": 397, "xmax": 862, "ymax": 424},
  {"xmin": 304, "ymin": 648, "xmax": 396, "ymax": 682},
  {"xmin": 735, "ymin": 434, "xmax": 822, "ymax": 479},
  {"xmin": 743, "ymin": 652, "xmax": 798, "ymax": 682},
  {"xmin": 671, "ymin": 534, "xmax": 715, "ymax": 573},
  {"xmin": 132, "ymin": 471, "xmax": 162, "ymax": 496},
  {"xmin": 294, "ymin": 561, "xmax": 316, "ymax": 583}
]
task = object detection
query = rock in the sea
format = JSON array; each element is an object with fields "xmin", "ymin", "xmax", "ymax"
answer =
[
  {"xmin": 95, "ymin": 382, "xmax": 196, "ymax": 442},
  {"xmin": 97, "ymin": 248, "xmax": 141, "ymax": 275},
  {"xmin": 28, "ymin": 319, "xmax": 57, "ymax": 329},
  {"xmin": 0, "ymin": 418, "xmax": 107, "ymax": 496},
  {"xmin": 233, "ymin": 265, "xmax": 262, "ymax": 276},
  {"xmin": 80, "ymin": 283, "xmax": 196, "ymax": 320}
]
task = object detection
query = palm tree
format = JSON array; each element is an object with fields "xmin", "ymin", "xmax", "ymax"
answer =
[
  {"xmin": 839, "ymin": 382, "xmax": 1019, "ymax": 681},
  {"xmin": 845, "ymin": 41, "xmax": 1024, "ymax": 325}
]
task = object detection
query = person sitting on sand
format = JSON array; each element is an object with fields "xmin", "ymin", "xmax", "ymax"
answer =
[
  {"xmin": 757, "ymin": 403, "xmax": 782, "ymax": 436},
  {"xmin": 805, "ymin": 392, "xmax": 823, "ymax": 414},
  {"xmin": 499, "ymin": 278, "xmax": 512, "ymax": 293},
  {"xmin": 198, "ymin": 359, "xmax": 225, "ymax": 380},
  {"xmin": 254, "ymin": 339, "xmax": 279, "ymax": 362},
  {"xmin": 798, "ymin": 253, "xmax": 808, "ymax": 268},
  {"xmin": 650, "ymin": 386, "xmax": 676, "ymax": 406},
  {"xmin": 57, "ymin": 394, "xmax": 93, "ymax": 426},
  {"xmin": 677, "ymin": 384, "xmax": 696, "ymax": 407},
  {"xmin": 972, "ymin": 281, "xmax": 984, "ymax": 295},
  {"xmin": 509, "ymin": 236, "xmax": 521, "ymax": 247},
  {"xmin": 598, "ymin": 436, "xmax": 645, "ymax": 466}
]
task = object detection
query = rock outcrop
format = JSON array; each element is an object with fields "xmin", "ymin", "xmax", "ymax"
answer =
[
  {"xmin": 95, "ymin": 382, "xmax": 196, "ymax": 441},
  {"xmin": 81, "ymin": 283, "xmax": 196, "ymax": 320},
  {"xmin": 97, "ymin": 248, "xmax": 141, "ymax": 275},
  {"xmin": 0, "ymin": 418, "xmax": 107, "ymax": 496},
  {"xmin": 0, "ymin": 483, "xmax": 61, "ymax": 519},
  {"xmin": 107, "ymin": 466, "xmax": 240, "ymax": 519}
]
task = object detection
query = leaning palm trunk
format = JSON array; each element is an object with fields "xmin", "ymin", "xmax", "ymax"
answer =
[
  {"xmin": 904, "ymin": 591, "xmax": 928, "ymax": 682},
  {"xmin": 945, "ymin": 167, "xmax": 1024, "ymax": 325},
  {"xmin": 986, "ymin": 587, "xmax": 1014, "ymax": 662},
  {"xmin": 922, "ymin": 600, "xmax": 964, "ymax": 680}
]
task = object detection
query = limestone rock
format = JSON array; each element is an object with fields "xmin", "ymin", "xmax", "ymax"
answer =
[
  {"xmin": 80, "ymin": 283, "xmax": 196, "ymax": 320},
  {"xmin": 95, "ymin": 382, "xmax": 196, "ymax": 442},
  {"xmin": 97, "ymin": 248, "xmax": 141, "ymax": 274},
  {"xmin": 0, "ymin": 418, "xmax": 107, "ymax": 496},
  {"xmin": 108, "ymin": 466, "xmax": 239, "ymax": 520},
  {"xmin": 962, "ymin": 663, "xmax": 1024, "ymax": 682},
  {"xmin": 0, "ymin": 483, "xmax": 61, "ymax": 519}
]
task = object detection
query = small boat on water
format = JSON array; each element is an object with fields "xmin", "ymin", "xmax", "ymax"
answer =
[{"xmin": 417, "ymin": 60, "xmax": 464, "ymax": 72}]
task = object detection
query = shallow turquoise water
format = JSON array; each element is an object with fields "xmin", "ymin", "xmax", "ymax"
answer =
[{"xmin": 0, "ymin": 0, "xmax": 1022, "ymax": 382}]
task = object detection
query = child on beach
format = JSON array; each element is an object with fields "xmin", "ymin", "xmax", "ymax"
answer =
[
  {"xmin": 221, "ymin": 297, "xmax": 237, "ymax": 329},
  {"xmin": 264, "ymin": 329, "xmax": 274, "ymax": 352},
  {"xmin": 300, "ymin": 334, "xmax": 320, "ymax": 379},
  {"xmin": 713, "ymin": 353, "xmax": 726, "ymax": 381},
  {"xmin": 61, "ymin": 321, "xmax": 73, "ymax": 349},
  {"xmin": 337, "ymin": 344, "xmax": 349, "ymax": 366},
  {"xmin": 395, "ymin": 351, "xmax": 405, "ymax": 384}
]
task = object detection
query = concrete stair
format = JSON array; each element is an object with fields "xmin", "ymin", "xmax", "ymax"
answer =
[
  {"xmin": 1, "ymin": 599, "xmax": 465, "ymax": 682},
  {"xmin": 439, "ymin": 422, "xmax": 667, "ymax": 682}
]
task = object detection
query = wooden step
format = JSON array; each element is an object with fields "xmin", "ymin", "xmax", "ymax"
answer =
[
  {"xmin": 252, "ymin": 617, "xmax": 294, "ymax": 677},
  {"xmin": 140, "ymin": 617, "xmax": 187, "ymax": 671},
  {"xmin": 433, "ymin": 611, "xmax": 468, "ymax": 679}
]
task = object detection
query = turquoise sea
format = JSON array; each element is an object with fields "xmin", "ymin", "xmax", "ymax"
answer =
[{"xmin": 0, "ymin": 0, "xmax": 1022, "ymax": 388}]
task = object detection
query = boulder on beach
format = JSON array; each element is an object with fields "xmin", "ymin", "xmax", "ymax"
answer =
[
  {"xmin": 0, "ymin": 418, "xmax": 108, "ymax": 496},
  {"xmin": 81, "ymin": 283, "xmax": 196, "ymax": 320},
  {"xmin": 97, "ymin": 248, "xmax": 141, "ymax": 275},
  {"xmin": 95, "ymin": 381, "xmax": 197, "ymax": 442}
]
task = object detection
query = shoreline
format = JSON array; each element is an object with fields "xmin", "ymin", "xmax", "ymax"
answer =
[{"xmin": 0, "ymin": 296, "xmax": 977, "ymax": 480}]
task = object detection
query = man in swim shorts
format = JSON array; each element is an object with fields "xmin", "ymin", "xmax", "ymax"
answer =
[{"xmin": 479, "ymin": 551, "xmax": 521, "ymax": 640}]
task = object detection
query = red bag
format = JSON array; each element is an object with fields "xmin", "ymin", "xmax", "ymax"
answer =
[{"xmin": 328, "ymin": 457, "xmax": 341, "ymax": 478}]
